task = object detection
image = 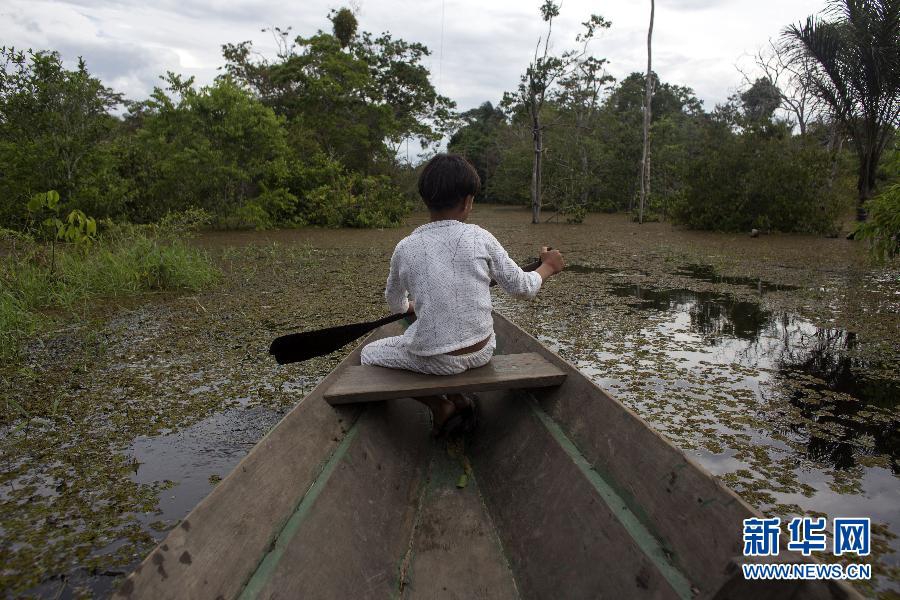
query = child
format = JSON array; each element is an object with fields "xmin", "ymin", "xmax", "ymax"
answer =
[{"xmin": 361, "ymin": 153, "xmax": 565, "ymax": 435}]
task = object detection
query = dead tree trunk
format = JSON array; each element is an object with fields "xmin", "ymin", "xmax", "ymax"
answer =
[
  {"xmin": 638, "ymin": 0, "xmax": 654, "ymax": 224},
  {"xmin": 532, "ymin": 112, "xmax": 542, "ymax": 224}
]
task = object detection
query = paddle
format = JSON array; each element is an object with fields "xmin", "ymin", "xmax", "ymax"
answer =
[{"xmin": 269, "ymin": 255, "xmax": 545, "ymax": 365}]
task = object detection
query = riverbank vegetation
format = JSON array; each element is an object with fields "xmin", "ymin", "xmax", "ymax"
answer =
[
  {"xmin": 1, "ymin": 209, "xmax": 217, "ymax": 361},
  {"xmin": 0, "ymin": 8, "xmax": 449, "ymax": 231},
  {"xmin": 2, "ymin": 3, "xmax": 896, "ymax": 238},
  {"xmin": 450, "ymin": 0, "xmax": 898, "ymax": 233}
]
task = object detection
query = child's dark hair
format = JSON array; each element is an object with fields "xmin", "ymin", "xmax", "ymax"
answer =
[{"xmin": 418, "ymin": 153, "xmax": 481, "ymax": 211}]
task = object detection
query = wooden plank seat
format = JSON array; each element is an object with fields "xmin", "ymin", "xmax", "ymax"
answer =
[{"xmin": 324, "ymin": 352, "xmax": 567, "ymax": 405}]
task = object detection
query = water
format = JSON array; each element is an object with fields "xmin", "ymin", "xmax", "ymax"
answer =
[
  {"xmin": 676, "ymin": 263, "xmax": 800, "ymax": 293},
  {"xmin": 525, "ymin": 265, "xmax": 899, "ymax": 594},
  {"xmin": 129, "ymin": 404, "xmax": 288, "ymax": 530},
  {"xmin": 606, "ymin": 280, "xmax": 898, "ymax": 467},
  {"xmin": 3, "ymin": 210, "xmax": 897, "ymax": 596}
]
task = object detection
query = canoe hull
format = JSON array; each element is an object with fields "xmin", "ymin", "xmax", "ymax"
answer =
[{"xmin": 115, "ymin": 313, "xmax": 859, "ymax": 600}]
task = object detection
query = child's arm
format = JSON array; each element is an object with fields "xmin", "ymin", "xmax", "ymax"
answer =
[
  {"xmin": 482, "ymin": 231, "xmax": 562, "ymax": 299},
  {"xmin": 385, "ymin": 246, "xmax": 411, "ymax": 314}
]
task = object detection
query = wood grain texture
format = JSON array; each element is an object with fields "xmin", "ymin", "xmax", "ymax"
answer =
[
  {"xmin": 489, "ymin": 313, "xmax": 860, "ymax": 600},
  {"xmin": 471, "ymin": 391, "xmax": 684, "ymax": 600},
  {"xmin": 324, "ymin": 352, "xmax": 566, "ymax": 404},
  {"xmin": 113, "ymin": 323, "xmax": 402, "ymax": 600},
  {"xmin": 400, "ymin": 445, "xmax": 519, "ymax": 600},
  {"xmin": 249, "ymin": 399, "xmax": 431, "ymax": 599}
]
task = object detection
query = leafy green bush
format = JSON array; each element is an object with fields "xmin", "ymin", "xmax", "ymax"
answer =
[
  {"xmin": 0, "ymin": 49, "xmax": 125, "ymax": 228},
  {"xmin": 856, "ymin": 183, "xmax": 900, "ymax": 261},
  {"xmin": 304, "ymin": 173, "xmax": 408, "ymax": 228},
  {"xmin": 672, "ymin": 125, "xmax": 842, "ymax": 233}
]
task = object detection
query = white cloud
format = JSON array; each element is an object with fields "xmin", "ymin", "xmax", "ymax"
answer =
[{"xmin": 1, "ymin": 0, "xmax": 828, "ymax": 110}]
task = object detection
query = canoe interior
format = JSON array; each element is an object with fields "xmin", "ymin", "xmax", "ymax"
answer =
[{"xmin": 115, "ymin": 313, "xmax": 859, "ymax": 600}]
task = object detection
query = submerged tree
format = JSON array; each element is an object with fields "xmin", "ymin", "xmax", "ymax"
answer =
[
  {"xmin": 506, "ymin": 2, "xmax": 610, "ymax": 223},
  {"xmin": 522, "ymin": 0, "xmax": 563, "ymax": 224},
  {"xmin": 0, "ymin": 48, "xmax": 124, "ymax": 225},
  {"xmin": 741, "ymin": 39, "xmax": 824, "ymax": 134},
  {"xmin": 329, "ymin": 7, "xmax": 359, "ymax": 48},
  {"xmin": 784, "ymin": 0, "xmax": 900, "ymax": 220},
  {"xmin": 222, "ymin": 9, "xmax": 455, "ymax": 173},
  {"xmin": 638, "ymin": 0, "xmax": 655, "ymax": 224},
  {"xmin": 740, "ymin": 77, "xmax": 782, "ymax": 124}
]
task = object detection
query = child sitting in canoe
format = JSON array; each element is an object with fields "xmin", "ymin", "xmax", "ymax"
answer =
[{"xmin": 361, "ymin": 153, "xmax": 564, "ymax": 436}]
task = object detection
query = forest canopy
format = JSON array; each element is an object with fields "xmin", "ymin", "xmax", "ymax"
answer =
[
  {"xmin": 0, "ymin": 10, "xmax": 452, "ymax": 229},
  {"xmin": 1, "ymin": 2, "xmax": 897, "ymax": 235}
]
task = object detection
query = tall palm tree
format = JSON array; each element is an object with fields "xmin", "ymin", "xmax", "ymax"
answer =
[{"xmin": 784, "ymin": 0, "xmax": 900, "ymax": 221}]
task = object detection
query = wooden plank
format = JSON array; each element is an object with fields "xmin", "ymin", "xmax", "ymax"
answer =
[
  {"xmin": 400, "ymin": 444, "xmax": 519, "ymax": 600},
  {"xmin": 113, "ymin": 323, "xmax": 402, "ymax": 600},
  {"xmin": 470, "ymin": 390, "xmax": 688, "ymax": 600},
  {"xmin": 245, "ymin": 398, "xmax": 432, "ymax": 599},
  {"xmin": 324, "ymin": 352, "xmax": 566, "ymax": 404}
]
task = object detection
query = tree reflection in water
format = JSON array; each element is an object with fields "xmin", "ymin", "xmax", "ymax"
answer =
[{"xmin": 609, "ymin": 282, "xmax": 898, "ymax": 474}]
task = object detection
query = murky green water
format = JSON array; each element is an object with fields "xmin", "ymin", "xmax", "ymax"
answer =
[{"xmin": 1, "ymin": 207, "xmax": 897, "ymax": 597}]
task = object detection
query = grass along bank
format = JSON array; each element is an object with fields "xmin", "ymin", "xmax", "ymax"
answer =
[{"xmin": 0, "ymin": 213, "xmax": 219, "ymax": 365}]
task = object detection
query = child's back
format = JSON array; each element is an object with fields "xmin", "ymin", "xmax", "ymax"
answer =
[
  {"xmin": 386, "ymin": 219, "xmax": 542, "ymax": 356},
  {"xmin": 360, "ymin": 153, "xmax": 564, "ymax": 436}
]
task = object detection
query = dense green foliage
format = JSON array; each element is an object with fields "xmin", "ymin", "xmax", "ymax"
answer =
[
  {"xmin": 857, "ymin": 184, "xmax": 900, "ymax": 260},
  {"xmin": 450, "ymin": 67, "xmax": 858, "ymax": 232},
  {"xmin": 1, "ymin": 3, "xmax": 894, "ymax": 238},
  {"xmin": 671, "ymin": 120, "xmax": 842, "ymax": 232},
  {"xmin": 857, "ymin": 150, "xmax": 900, "ymax": 259},
  {"xmin": 0, "ymin": 49, "xmax": 125, "ymax": 226},
  {"xmin": 1, "ymin": 9, "xmax": 453, "ymax": 231},
  {"xmin": 446, "ymin": 0, "xmax": 899, "ymax": 233},
  {"xmin": 452, "ymin": 69, "xmax": 847, "ymax": 232}
]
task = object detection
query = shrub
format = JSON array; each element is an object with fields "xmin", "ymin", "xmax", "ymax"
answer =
[
  {"xmin": 672, "ymin": 127, "xmax": 842, "ymax": 233},
  {"xmin": 0, "ymin": 211, "xmax": 218, "ymax": 359},
  {"xmin": 856, "ymin": 183, "xmax": 900, "ymax": 261},
  {"xmin": 303, "ymin": 173, "xmax": 408, "ymax": 228}
]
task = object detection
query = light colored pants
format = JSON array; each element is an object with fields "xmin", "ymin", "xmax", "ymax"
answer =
[{"xmin": 360, "ymin": 333, "xmax": 496, "ymax": 375}]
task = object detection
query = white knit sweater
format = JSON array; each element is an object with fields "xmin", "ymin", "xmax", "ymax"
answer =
[{"xmin": 385, "ymin": 220, "xmax": 542, "ymax": 356}]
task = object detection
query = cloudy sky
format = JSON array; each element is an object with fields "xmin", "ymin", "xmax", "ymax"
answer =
[{"xmin": 3, "ymin": 0, "xmax": 826, "ymax": 113}]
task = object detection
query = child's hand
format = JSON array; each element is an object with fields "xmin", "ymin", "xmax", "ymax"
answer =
[{"xmin": 540, "ymin": 247, "xmax": 565, "ymax": 275}]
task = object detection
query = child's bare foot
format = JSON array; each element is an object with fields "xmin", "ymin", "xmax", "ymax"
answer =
[
  {"xmin": 414, "ymin": 394, "xmax": 476, "ymax": 437},
  {"xmin": 431, "ymin": 395, "xmax": 458, "ymax": 434},
  {"xmin": 447, "ymin": 393, "xmax": 477, "ymax": 433}
]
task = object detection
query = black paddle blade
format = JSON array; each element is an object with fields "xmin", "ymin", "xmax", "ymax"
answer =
[{"xmin": 269, "ymin": 313, "xmax": 406, "ymax": 365}]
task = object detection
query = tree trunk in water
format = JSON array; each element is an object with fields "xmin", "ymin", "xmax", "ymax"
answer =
[
  {"xmin": 639, "ymin": 0, "xmax": 654, "ymax": 225},
  {"xmin": 856, "ymin": 147, "xmax": 881, "ymax": 222},
  {"xmin": 531, "ymin": 115, "xmax": 542, "ymax": 225},
  {"xmin": 580, "ymin": 149, "xmax": 589, "ymax": 206},
  {"xmin": 827, "ymin": 124, "xmax": 843, "ymax": 189}
]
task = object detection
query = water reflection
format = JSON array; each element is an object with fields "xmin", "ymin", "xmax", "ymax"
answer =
[
  {"xmin": 608, "ymin": 277, "xmax": 899, "ymax": 474},
  {"xmin": 609, "ymin": 285, "xmax": 769, "ymax": 340},
  {"xmin": 676, "ymin": 263, "xmax": 800, "ymax": 293},
  {"xmin": 775, "ymin": 327, "xmax": 899, "ymax": 475}
]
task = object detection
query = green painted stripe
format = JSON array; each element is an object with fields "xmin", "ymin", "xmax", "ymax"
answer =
[
  {"xmin": 238, "ymin": 423, "xmax": 360, "ymax": 600},
  {"xmin": 531, "ymin": 404, "xmax": 694, "ymax": 600}
]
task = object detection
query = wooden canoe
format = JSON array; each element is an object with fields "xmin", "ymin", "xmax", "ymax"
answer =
[{"xmin": 115, "ymin": 313, "xmax": 860, "ymax": 600}]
